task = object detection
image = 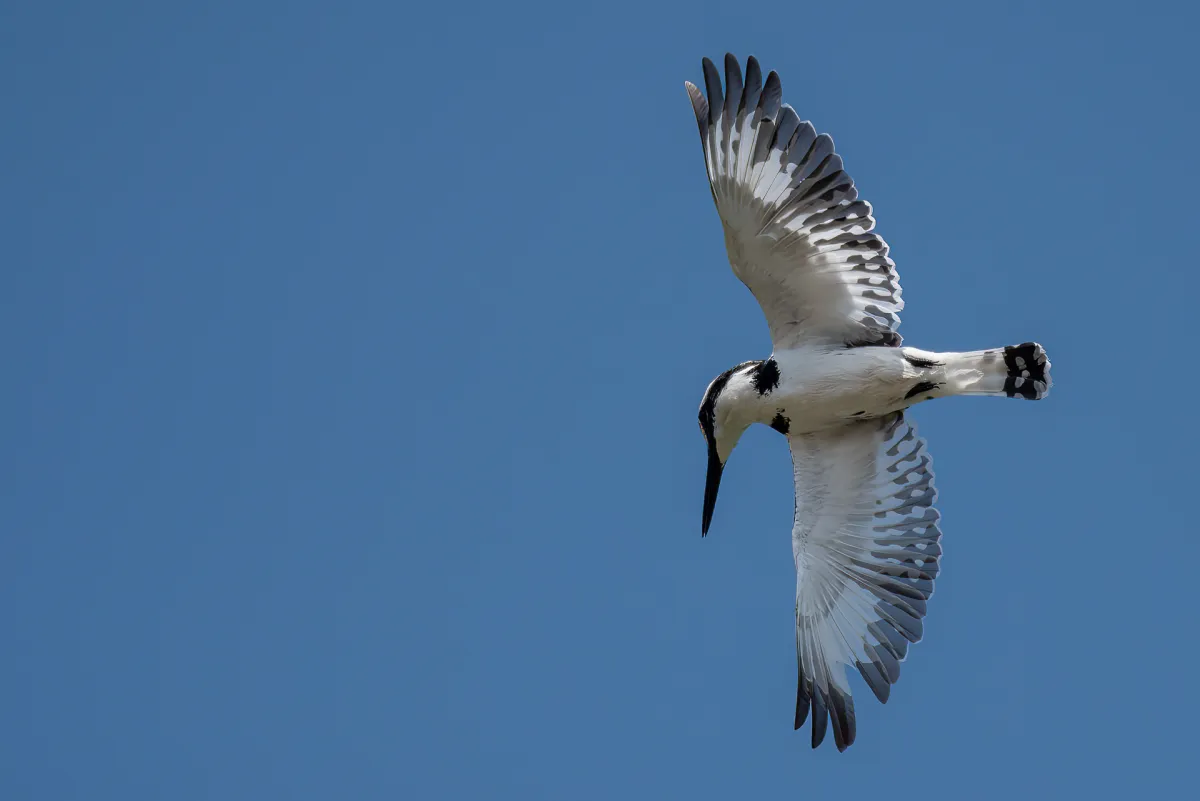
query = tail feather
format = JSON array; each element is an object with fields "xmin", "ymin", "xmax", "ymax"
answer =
[
  {"xmin": 1001, "ymin": 342, "xmax": 1051, "ymax": 400},
  {"xmin": 941, "ymin": 342, "xmax": 1052, "ymax": 399}
]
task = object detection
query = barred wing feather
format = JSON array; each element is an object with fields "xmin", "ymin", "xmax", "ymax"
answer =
[
  {"xmin": 788, "ymin": 413, "xmax": 942, "ymax": 751},
  {"xmin": 686, "ymin": 54, "xmax": 904, "ymax": 350}
]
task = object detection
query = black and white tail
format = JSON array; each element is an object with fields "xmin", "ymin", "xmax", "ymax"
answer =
[
  {"xmin": 998, "ymin": 342, "xmax": 1052, "ymax": 399},
  {"xmin": 939, "ymin": 342, "xmax": 1053, "ymax": 400}
]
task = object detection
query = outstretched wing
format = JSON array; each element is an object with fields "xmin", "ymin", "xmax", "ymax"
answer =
[
  {"xmin": 788, "ymin": 413, "xmax": 942, "ymax": 751},
  {"xmin": 685, "ymin": 54, "xmax": 904, "ymax": 350}
]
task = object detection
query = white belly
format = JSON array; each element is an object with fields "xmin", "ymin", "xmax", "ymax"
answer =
[{"xmin": 770, "ymin": 346, "xmax": 910, "ymax": 433}]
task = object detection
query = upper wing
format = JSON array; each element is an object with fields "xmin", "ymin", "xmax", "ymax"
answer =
[
  {"xmin": 788, "ymin": 413, "xmax": 942, "ymax": 751},
  {"xmin": 686, "ymin": 54, "xmax": 904, "ymax": 350}
]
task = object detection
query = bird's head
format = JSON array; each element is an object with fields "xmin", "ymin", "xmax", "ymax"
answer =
[{"xmin": 698, "ymin": 361, "xmax": 762, "ymax": 535}]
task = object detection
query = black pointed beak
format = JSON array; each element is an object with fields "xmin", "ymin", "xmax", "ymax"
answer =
[{"xmin": 702, "ymin": 445, "xmax": 724, "ymax": 536}]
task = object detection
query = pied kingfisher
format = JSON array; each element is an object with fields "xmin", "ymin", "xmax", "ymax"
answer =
[{"xmin": 686, "ymin": 54, "xmax": 1052, "ymax": 752}]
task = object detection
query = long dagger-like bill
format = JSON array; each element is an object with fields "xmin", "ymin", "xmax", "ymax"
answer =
[{"xmin": 701, "ymin": 446, "xmax": 723, "ymax": 536}]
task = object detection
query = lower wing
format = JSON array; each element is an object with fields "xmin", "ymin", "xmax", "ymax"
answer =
[{"xmin": 788, "ymin": 413, "xmax": 942, "ymax": 750}]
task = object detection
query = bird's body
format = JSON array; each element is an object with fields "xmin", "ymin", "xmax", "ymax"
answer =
[
  {"xmin": 725, "ymin": 344, "xmax": 1047, "ymax": 437},
  {"xmin": 686, "ymin": 54, "xmax": 1053, "ymax": 752}
]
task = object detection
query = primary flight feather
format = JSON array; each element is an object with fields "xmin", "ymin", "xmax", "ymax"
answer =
[{"xmin": 687, "ymin": 54, "xmax": 1052, "ymax": 752}]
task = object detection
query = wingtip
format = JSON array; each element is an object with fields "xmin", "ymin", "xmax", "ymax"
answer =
[{"xmin": 685, "ymin": 81, "xmax": 708, "ymax": 131}]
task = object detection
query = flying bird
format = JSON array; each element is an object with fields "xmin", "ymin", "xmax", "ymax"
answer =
[{"xmin": 685, "ymin": 54, "xmax": 1052, "ymax": 752}]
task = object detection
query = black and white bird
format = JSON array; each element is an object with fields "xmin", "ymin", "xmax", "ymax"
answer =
[{"xmin": 686, "ymin": 54, "xmax": 1052, "ymax": 752}]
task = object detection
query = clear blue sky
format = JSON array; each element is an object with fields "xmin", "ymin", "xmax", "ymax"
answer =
[{"xmin": 3, "ymin": 1, "xmax": 1196, "ymax": 798}]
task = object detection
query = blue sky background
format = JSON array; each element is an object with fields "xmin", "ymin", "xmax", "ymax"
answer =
[{"xmin": 3, "ymin": 1, "xmax": 1197, "ymax": 798}]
